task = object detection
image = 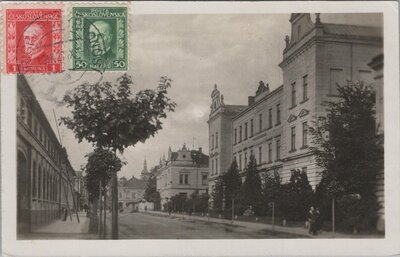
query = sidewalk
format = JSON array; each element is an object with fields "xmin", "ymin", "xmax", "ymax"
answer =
[
  {"xmin": 19, "ymin": 212, "xmax": 96, "ymax": 240},
  {"xmin": 146, "ymin": 211, "xmax": 382, "ymax": 238}
]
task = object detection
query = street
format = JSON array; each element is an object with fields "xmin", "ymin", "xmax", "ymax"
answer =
[{"xmin": 104, "ymin": 212, "xmax": 304, "ymax": 239}]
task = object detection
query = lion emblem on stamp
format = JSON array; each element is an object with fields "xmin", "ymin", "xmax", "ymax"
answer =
[
  {"xmin": 72, "ymin": 7, "xmax": 128, "ymax": 71},
  {"xmin": 6, "ymin": 9, "xmax": 62, "ymax": 74}
]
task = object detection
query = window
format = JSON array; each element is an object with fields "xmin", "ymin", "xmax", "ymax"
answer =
[
  {"xmin": 211, "ymin": 159, "xmax": 214, "ymax": 174},
  {"xmin": 302, "ymin": 167, "xmax": 307, "ymax": 174},
  {"xmin": 250, "ymin": 119, "xmax": 254, "ymax": 137},
  {"xmin": 291, "ymin": 82, "xmax": 296, "ymax": 107},
  {"xmin": 234, "ymin": 128, "xmax": 237, "ymax": 144},
  {"xmin": 43, "ymin": 171, "xmax": 47, "ymax": 200},
  {"xmin": 179, "ymin": 174, "xmax": 189, "ymax": 184},
  {"xmin": 298, "ymin": 25, "xmax": 302, "ymax": 40},
  {"xmin": 259, "ymin": 114, "xmax": 263, "ymax": 132},
  {"xmin": 303, "ymin": 75, "xmax": 308, "ymax": 101},
  {"xmin": 27, "ymin": 111, "xmax": 33, "ymax": 129},
  {"xmin": 276, "ymin": 139, "xmax": 281, "ymax": 160},
  {"xmin": 19, "ymin": 98, "xmax": 26, "ymax": 120},
  {"xmin": 32, "ymin": 161, "xmax": 37, "ymax": 197},
  {"xmin": 215, "ymin": 158, "xmax": 218, "ymax": 174},
  {"xmin": 302, "ymin": 121, "xmax": 308, "ymax": 147},
  {"xmin": 202, "ymin": 174, "xmax": 208, "ymax": 185},
  {"xmin": 239, "ymin": 126, "xmax": 242, "ymax": 142},
  {"xmin": 239, "ymin": 154, "xmax": 242, "ymax": 170},
  {"xmin": 258, "ymin": 146, "xmax": 262, "ymax": 164},
  {"xmin": 291, "ymin": 126, "xmax": 296, "ymax": 151},
  {"xmin": 244, "ymin": 122, "xmax": 248, "ymax": 140},
  {"xmin": 216, "ymin": 132, "xmax": 218, "ymax": 148},
  {"xmin": 268, "ymin": 108, "xmax": 273, "ymax": 128},
  {"xmin": 38, "ymin": 166, "xmax": 42, "ymax": 199},
  {"xmin": 211, "ymin": 134, "xmax": 214, "ymax": 149},
  {"xmin": 119, "ymin": 192, "xmax": 122, "ymax": 198},
  {"xmin": 268, "ymin": 142, "xmax": 272, "ymax": 163},
  {"xmin": 132, "ymin": 192, "xmax": 136, "ymax": 199},
  {"xmin": 39, "ymin": 127, "xmax": 43, "ymax": 143},
  {"xmin": 276, "ymin": 104, "xmax": 281, "ymax": 124},
  {"xmin": 244, "ymin": 152, "xmax": 247, "ymax": 168},
  {"xmin": 34, "ymin": 119, "xmax": 38, "ymax": 136}
]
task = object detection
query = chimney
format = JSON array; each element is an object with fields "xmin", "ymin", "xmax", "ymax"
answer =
[
  {"xmin": 198, "ymin": 147, "xmax": 202, "ymax": 153},
  {"xmin": 248, "ymin": 96, "xmax": 255, "ymax": 106}
]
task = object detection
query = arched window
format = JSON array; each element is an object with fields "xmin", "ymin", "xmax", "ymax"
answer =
[{"xmin": 32, "ymin": 161, "xmax": 37, "ymax": 198}]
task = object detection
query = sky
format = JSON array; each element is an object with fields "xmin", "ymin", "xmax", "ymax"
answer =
[{"xmin": 25, "ymin": 13, "xmax": 383, "ymax": 179}]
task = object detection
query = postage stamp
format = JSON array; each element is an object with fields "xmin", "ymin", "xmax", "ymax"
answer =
[
  {"xmin": 72, "ymin": 7, "xmax": 128, "ymax": 71},
  {"xmin": 5, "ymin": 9, "xmax": 63, "ymax": 74}
]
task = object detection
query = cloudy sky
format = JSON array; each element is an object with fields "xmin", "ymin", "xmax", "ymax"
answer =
[{"xmin": 25, "ymin": 13, "xmax": 382, "ymax": 179}]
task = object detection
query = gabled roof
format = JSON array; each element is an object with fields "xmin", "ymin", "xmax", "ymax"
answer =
[
  {"xmin": 122, "ymin": 176, "xmax": 147, "ymax": 189},
  {"xmin": 323, "ymin": 23, "xmax": 382, "ymax": 38}
]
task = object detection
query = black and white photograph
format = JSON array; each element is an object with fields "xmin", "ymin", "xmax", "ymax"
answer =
[{"xmin": 1, "ymin": 1, "xmax": 400, "ymax": 257}]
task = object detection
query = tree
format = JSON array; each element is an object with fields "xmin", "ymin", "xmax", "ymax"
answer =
[
  {"xmin": 83, "ymin": 147, "xmax": 123, "ymax": 232},
  {"xmin": 144, "ymin": 166, "xmax": 161, "ymax": 210},
  {"xmin": 211, "ymin": 175, "xmax": 224, "ymax": 213},
  {"xmin": 211, "ymin": 160, "xmax": 242, "ymax": 215},
  {"xmin": 262, "ymin": 170, "xmax": 282, "ymax": 217},
  {"xmin": 241, "ymin": 154, "xmax": 263, "ymax": 215},
  {"xmin": 309, "ymin": 81, "xmax": 383, "ymax": 231},
  {"xmin": 279, "ymin": 169, "xmax": 313, "ymax": 221},
  {"xmin": 223, "ymin": 160, "xmax": 243, "ymax": 215},
  {"xmin": 61, "ymin": 74, "xmax": 176, "ymax": 238}
]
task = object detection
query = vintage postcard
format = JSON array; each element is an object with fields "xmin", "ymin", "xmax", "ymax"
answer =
[{"xmin": 1, "ymin": 1, "xmax": 399, "ymax": 257}]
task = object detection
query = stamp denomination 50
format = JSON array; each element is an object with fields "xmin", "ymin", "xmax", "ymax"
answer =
[{"xmin": 72, "ymin": 7, "xmax": 128, "ymax": 71}]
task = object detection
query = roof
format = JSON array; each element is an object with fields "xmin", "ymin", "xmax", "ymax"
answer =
[
  {"xmin": 122, "ymin": 176, "xmax": 147, "ymax": 189},
  {"xmin": 190, "ymin": 150, "xmax": 209, "ymax": 166},
  {"xmin": 224, "ymin": 104, "xmax": 247, "ymax": 112},
  {"xmin": 170, "ymin": 152, "xmax": 178, "ymax": 161},
  {"xmin": 323, "ymin": 23, "xmax": 382, "ymax": 38}
]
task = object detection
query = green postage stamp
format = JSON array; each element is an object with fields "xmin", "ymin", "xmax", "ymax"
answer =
[{"xmin": 72, "ymin": 7, "xmax": 128, "ymax": 71}]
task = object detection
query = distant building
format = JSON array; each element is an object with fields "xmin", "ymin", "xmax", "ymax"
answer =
[
  {"xmin": 74, "ymin": 171, "xmax": 89, "ymax": 211},
  {"xmin": 208, "ymin": 13, "xmax": 382, "ymax": 201},
  {"xmin": 156, "ymin": 144, "xmax": 209, "ymax": 210},
  {"xmin": 118, "ymin": 159, "xmax": 149, "ymax": 210},
  {"xmin": 17, "ymin": 75, "xmax": 76, "ymax": 235}
]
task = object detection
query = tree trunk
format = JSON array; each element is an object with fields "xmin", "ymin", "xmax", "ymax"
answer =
[
  {"xmin": 111, "ymin": 171, "xmax": 118, "ymax": 239},
  {"xmin": 103, "ymin": 188, "xmax": 107, "ymax": 239},
  {"xmin": 98, "ymin": 181, "xmax": 103, "ymax": 238},
  {"xmin": 89, "ymin": 200, "xmax": 99, "ymax": 233}
]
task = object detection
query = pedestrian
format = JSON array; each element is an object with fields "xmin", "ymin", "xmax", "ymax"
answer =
[
  {"xmin": 308, "ymin": 206, "xmax": 314, "ymax": 234},
  {"xmin": 62, "ymin": 207, "xmax": 68, "ymax": 221},
  {"xmin": 309, "ymin": 206, "xmax": 319, "ymax": 235},
  {"xmin": 315, "ymin": 207, "xmax": 322, "ymax": 234}
]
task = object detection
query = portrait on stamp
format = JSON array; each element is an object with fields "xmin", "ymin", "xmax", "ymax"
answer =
[
  {"xmin": 72, "ymin": 7, "xmax": 128, "ymax": 71},
  {"xmin": 6, "ymin": 9, "xmax": 62, "ymax": 74}
]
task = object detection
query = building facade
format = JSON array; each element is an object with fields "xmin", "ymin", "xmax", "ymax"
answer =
[
  {"xmin": 208, "ymin": 13, "xmax": 382, "ymax": 198},
  {"xmin": 368, "ymin": 53, "xmax": 384, "ymax": 232},
  {"xmin": 156, "ymin": 144, "xmax": 209, "ymax": 210},
  {"xmin": 118, "ymin": 159, "xmax": 149, "ymax": 210},
  {"xmin": 17, "ymin": 75, "xmax": 76, "ymax": 235}
]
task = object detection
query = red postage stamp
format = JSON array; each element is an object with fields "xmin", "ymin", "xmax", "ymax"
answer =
[{"xmin": 6, "ymin": 9, "xmax": 62, "ymax": 74}]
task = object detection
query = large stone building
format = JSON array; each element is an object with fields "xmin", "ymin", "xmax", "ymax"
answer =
[
  {"xmin": 208, "ymin": 13, "xmax": 382, "ymax": 202},
  {"xmin": 156, "ymin": 144, "xmax": 209, "ymax": 210},
  {"xmin": 17, "ymin": 75, "xmax": 76, "ymax": 236},
  {"xmin": 118, "ymin": 159, "xmax": 149, "ymax": 210},
  {"xmin": 368, "ymin": 53, "xmax": 384, "ymax": 231}
]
